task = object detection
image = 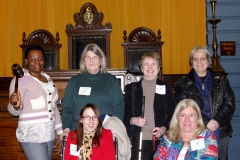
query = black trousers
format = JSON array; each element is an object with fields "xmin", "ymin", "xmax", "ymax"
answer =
[{"xmin": 131, "ymin": 140, "xmax": 160, "ymax": 160}]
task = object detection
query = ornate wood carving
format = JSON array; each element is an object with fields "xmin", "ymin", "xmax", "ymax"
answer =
[
  {"xmin": 127, "ymin": 27, "xmax": 158, "ymax": 42},
  {"xmin": 66, "ymin": 2, "xmax": 112, "ymax": 69},
  {"xmin": 125, "ymin": 73, "xmax": 138, "ymax": 85},
  {"xmin": 19, "ymin": 29, "xmax": 62, "ymax": 70}
]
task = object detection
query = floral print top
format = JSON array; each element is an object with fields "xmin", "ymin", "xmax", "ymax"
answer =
[{"xmin": 153, "ymin": 129, "xmax": 218, "ymax": 160}]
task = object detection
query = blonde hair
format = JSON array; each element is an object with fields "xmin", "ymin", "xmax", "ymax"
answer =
[
  {"xmin": 138, "ymin": 52, "xmax": 162, "ymax": 78},
  {"xmin": 79, "ymin": 43, "xmax": 108, "ymax": 74},
  {"xmin": 166, "ymin": 99, "xmax": 205, "ymax": 142}
]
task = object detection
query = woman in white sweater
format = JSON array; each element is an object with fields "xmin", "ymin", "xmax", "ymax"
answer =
[{"xmin": 8, "ymin": 45, "xmax": 63, "ymax": 160}]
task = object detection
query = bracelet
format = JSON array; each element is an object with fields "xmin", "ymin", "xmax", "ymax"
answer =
[{"xmin": 19, "ymin": 102, "xmax": 24, "ymax": 110}]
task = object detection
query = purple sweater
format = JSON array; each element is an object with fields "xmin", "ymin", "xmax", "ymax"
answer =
[{"xmin": 8, "ymin": 69, "xmax": 63, "ymax": 137}]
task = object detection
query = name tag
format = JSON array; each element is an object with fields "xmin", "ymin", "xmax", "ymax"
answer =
[
  {"xmin": 190, "ymin": 138, "xmax": 205, "ymax": 151},
  {"xmin": 78, "ymin": 87, "xmax": 91, "ymax": 95},
  {"xmin": 70, "ymin": 144, "xmax": 81, "ymax": 156},
  {"xmin": 155, "ymin": 85, "xmax": 166, "ymax": 94}
]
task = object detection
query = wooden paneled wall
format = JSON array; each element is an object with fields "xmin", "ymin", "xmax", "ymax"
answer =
[
  {"xmin": 0, "ymin": 0, "xmax": 206, "ymax": 76},
  {"xmin": 206, "ymin": 0, "xmax": 240, "ymax": 158}
]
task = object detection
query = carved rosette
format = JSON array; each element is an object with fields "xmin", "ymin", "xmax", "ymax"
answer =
[
  {"xmin": 128, "ymin": 27, "xmax": 158, "ymax": 42},
  {"xmin": 25, "ymin": 30, "xmax": 58, "ymax": 45},
  {"xmin": 125, "ymin": 73, "xmax": 138, "ymax": 85}
]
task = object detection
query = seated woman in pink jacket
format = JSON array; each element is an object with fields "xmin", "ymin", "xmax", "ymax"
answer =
[{"xmin": 64, "ymin": 103, "xmax": 115, "ymax": 160}]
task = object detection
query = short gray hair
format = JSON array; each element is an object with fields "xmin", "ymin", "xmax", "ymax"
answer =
[{"xmin": 189, "ymin": 46, "xmax": 212, "ymax": 68}]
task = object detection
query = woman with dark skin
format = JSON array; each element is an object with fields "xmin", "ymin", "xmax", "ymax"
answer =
[{"xmin": 8, "ymin": 45, "xmax": 63, "ymax": 160}]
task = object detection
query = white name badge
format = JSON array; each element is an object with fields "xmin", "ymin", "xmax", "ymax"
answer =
[
  {"xmin": 78, "ymin": 87, "xmax": 91, "ymax": 95},
  {"xmin": 155, "ymin": 85, "xmax": 166, "ymax": 94},
  {"xmin": 70, "ymin": 144, "xmax": 81, "ymax": 156},
  {"xmin": 190, "ymin": 138, "xmax": 205, "ymax": 151}
]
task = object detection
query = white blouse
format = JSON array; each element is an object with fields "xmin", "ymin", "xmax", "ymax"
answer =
[{"xmin": 177, "ymin": 146, "xmax": 188, "ymax": 160}]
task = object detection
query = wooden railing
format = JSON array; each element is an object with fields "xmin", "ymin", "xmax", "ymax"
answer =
[{"xmin": 0, "ymin": 70, "xmax": 184, "ymax": 159}]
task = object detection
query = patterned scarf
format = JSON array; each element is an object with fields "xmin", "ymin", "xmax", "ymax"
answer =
[{"xmin": 78, "ymin": 130, "xmax": 96, "ymax": 160}]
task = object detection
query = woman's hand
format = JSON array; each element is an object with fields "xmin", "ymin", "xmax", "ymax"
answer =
[
  {"xmin": 53, "ymin": 128, "xmax": 70, "ymax": 153},
  {"xmin": 58, "ymin": 133, "xmax": 65, "ymax": 141},
  {"xmin": 131, "ymin": 117, "xmax": 148, "ymax": 127},
  {"xmin": 10, "ymin": 91, "xmax": 21, "ymax": 110},
  {"xmin": 54, "ymin": 132, "xmax": 67, "ymax": 154},
  {"xmin": 152, "ymin": 126, "xmax": 166, "ymax": 138},
  {"xmin": 61, "ymin": 128, "xmax": 71, "ymax": 139},
  {"xmin": 207, "ymin": 119, "xmax": 219, "ymax": 131}
]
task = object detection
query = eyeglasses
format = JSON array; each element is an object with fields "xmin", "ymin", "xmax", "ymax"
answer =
[
  {"xmin": 82, "ymin": 116, "xmax": 98, "ymax": 121},
  {"xmin": 192, "ymin": 57, "xmax": 207, "ymax": 62},
  {"xmin": 85, "ymin": 56, "xmax": 100, "ymax": 61},
  {"xmin": 143, "ymin": 63, "xmax": 158, "ymax": 67}
]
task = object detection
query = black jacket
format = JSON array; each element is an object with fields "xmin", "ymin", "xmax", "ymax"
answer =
[
  {"xmin": 174, "ymin": 68, "xmax": 235, "ymax": 138},
  {"xmin": 124, "ymin": 78, "xmax": 176, "ymax": 142}
]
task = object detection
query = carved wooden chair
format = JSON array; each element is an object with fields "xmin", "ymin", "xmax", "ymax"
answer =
[
  {"xmin": 121, "ymin": 27, "xmax": 163, "ymax": 80},
  {"xmin": 65, "ymin": 2, "xmax": 112, "ymax": 69},
  {"xmin": 19, "ymin": 29, "xmax": 62, "ymax": 70}
]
